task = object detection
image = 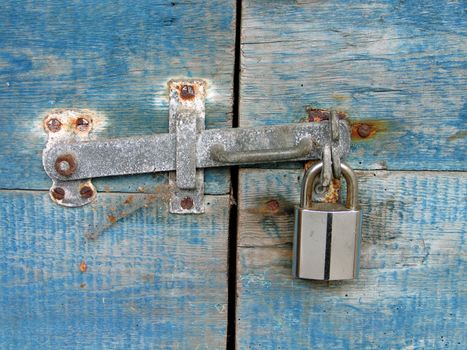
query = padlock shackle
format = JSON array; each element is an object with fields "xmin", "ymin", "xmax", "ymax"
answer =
[{"xmin": 301, "ymin": 162, "xmax": 358, "ymax": 209}]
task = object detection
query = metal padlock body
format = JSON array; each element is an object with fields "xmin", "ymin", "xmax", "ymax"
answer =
[{"xmin": 293, "ymin": 162, "xmax": 362, "ymax": 280}]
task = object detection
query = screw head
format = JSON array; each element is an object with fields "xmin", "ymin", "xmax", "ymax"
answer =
[
  {"xmin": 180, "ymin": 85, "xmax": 195, "ymax": 100},
  {"xmin": 180, "ymin": 197, "xmax": 194, "ymax": 210},
  {"xmin": 51, "ymin": 187, "xmax": 65, "ymax": 200},
  {"xmin": 79, "ymin": 186, "xmax": 94, "ymax": 199},
  {"xmin": 75, "ymin": 117, "xmax": 90, "ymax": 132},
  {"xmin": 54, "ymin": 154, "xmax": 77, "ymax": 176},
  {"xmin": 46, "ymin": 118, "xmax": 62, "ymax": 132},
  {"xmin": 357, "ymin": 124, "xmax": 372, "ymax": 138}
]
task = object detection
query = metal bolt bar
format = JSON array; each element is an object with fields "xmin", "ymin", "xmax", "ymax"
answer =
[{"xmin": 43, "ymin": 121, "xmax": 351, "ymax": 182}]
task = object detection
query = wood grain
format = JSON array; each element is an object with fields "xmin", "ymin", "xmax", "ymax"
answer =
[
  {"xmin": 0, "ymin": 2, "xmax": 235, "ymax": 348},
  {"xmin": 236, "ymin": 168, "xmax": 466, "ymax": 349},
  {"xmin": 0, "ymin": 0, "xmax": 236, "ymax": 193},
  {"xmin": 240, "ymin": 0, "xmax": 466, "ymax": 171},
  {"xmin": 238, "ymin": 1, "xmax": 465, "ymax": 348},
  {"xmin": 0, "ymin": 190, "xmax": 229, "ymax": 349}
]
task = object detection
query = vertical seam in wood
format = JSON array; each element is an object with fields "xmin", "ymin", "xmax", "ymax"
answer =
[{"xmin": 227, "ymin": 1, "xmax": 242, "ymax": 349}]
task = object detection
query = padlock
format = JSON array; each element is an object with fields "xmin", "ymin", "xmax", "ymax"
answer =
[{"xmin": 293, "ymin": 161, "xmax": 362, "ymax": 280}]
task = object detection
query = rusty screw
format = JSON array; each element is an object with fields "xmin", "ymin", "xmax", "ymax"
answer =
[
  {"xmin": 46, "ymin": 118, "xmax": 62, "ymax": 132},
  {"xmin": 180, "ymin": 85, "xmax": 195, "ymax": 100},
  {"xmin": 51, "ymin": 187, "xmax": 65, "ymax": 200},
  {"xmin": 357, "ymin": 124, "xmax": 372, "ymax": 138},
  {"xmin": 79, "ymin": 186, "xmax": 94, "ymax": 199},
  {"xmin": 266, "ymin": 199, "xmax": 280, "ymax": 212},
  {"xmin": 76, "ymin": 117, "xmax": 90, "ymax": 132},
  {"xmin": 54, "ymin": 154, "xmax": 77, "ymax": 176},
  {"xmin": 180, "ymin": 197, "xmax": 194, "ymax": 210}
]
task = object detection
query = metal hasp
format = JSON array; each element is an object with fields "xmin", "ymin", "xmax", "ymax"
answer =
[{"xmin": 42, "ymin": 80, "xmax": 352, "ymax": 213}]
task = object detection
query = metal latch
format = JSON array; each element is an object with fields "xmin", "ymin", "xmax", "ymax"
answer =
[{"xmin": 42, "ymin": 80, "xmax": 351, "ymax": 214}]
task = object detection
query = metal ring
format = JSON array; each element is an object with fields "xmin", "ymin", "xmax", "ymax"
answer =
[
  {"xmin": 320, "ymin": 144, "xmax": 332, "ymax": 187},
  {"xmin": 301, "ymin": 161, "xmax": 358, "ymax": 209},
  {"xmin": 331, "ymin": 146, "xmax": 342, "ymax": 178},
  {"xmin": 330, "ymin": 109, "xmax": 342, "ymax": 178},
  {"xmin": 330, "ymin": 109, "xmax": 339, "ymax": 142}
]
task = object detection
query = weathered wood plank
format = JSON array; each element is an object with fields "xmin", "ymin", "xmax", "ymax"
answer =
[
  {"xmin": 0, "ymin": 190, "xmax": 229, "ymax": 349},
  {"xmin": 0, "ymin": 0, "xmax": 235, "ymax": 193},
  {"xmin": 240, "ymin": 0, "xmax": 466, "ymax": 170},
  {"xmin": 236, "ymin": 169, "xmax": 466, "ymax": 349}
]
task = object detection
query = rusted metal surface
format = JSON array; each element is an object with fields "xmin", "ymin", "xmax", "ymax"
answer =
[
  {"xmin": 180, "ymin": 197, "xmax": 194, "ymax": 210},
  {"xmin": 168, "ymin": 79, "xmax": 206, "ymax": 214},
  {"xmin": 46, "ymin": 118, "xmax": 62, "ymax": 132},
  {"xmin": 179, "ymin": 84, "xmax": 196, "ymax": 100},
  {"xmin": 75, "ymin": 117, "xmax": 91, "ymax": 133},
  {"xmin": 307, "ymin": 108, "xmax": 347, "ymax": 122},
  {"xmin": 79, "ymin": 185, "xmax": 94, "ymax": 199},
  {"xmin": 51, "ymin": 187, "xmax": 65, "ymax": 200},
  {"xmin": 350, "ymin": 120, "xmax": 387, "ymax": 140}
]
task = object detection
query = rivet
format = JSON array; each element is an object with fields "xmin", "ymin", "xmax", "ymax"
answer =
[
  {"xmin": 180, "ymin": 197, "xmax": 194, "ymax": 210},
  {"xmin": 180, "ymin": 85, "xmax": 195, "ymax": 100},
  {"xmin": 76, "ymin": 117, "xmax": 90, "ymax": 132},
  {"xmin": 79, "ymin": 186, "xmax": 94, "ymax": 199},
  {"xmin": 46, "ymin": 118, "xmax": 62, "ymax": 132},
  {"xmin": 357, "ymin": 124, "xmax": 372, "ymax": 138},
  {"xmin": 51, "ymin": 187, "xmax": 65, "ymax": 200}
]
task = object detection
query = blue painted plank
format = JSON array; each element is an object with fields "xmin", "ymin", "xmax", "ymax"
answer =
[
  {"xmin": 236, "ymin": 169, "xmax": 466, "ymax": 349},
  {"xmin": 0, "ymin": 0, "xmax": 235, "ymax": 193},
  {"xmin": 240, "ymin": 0, "xmax": 466, "ymax": 171},
  {"xmin": 0, "ymin": 190, "xmax": 229, "ymax": 349}
]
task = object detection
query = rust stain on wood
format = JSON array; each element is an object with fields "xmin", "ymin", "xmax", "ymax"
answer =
[
  {"xmin": 447, "ymin": 130, "xmax": 467, "ymax": 141},
  {"xmin": 124, "ymin": 195, "xmax": 134, "ymax": 204},
  {"xmin": 85, "ymin": 184, "xmax": 171, "ymax": 240},
  {"xmin": 247, "ymin": 197, "xmax": 293, "ymax": 216},
  {"xmin": 79, "ymin": 261, "xmax": 87, "ymax": 273}
]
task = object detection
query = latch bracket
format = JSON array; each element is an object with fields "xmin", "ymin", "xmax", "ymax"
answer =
[{"xmin": 42, "ymin": 80, "xmax": 351, "ymax": 213}]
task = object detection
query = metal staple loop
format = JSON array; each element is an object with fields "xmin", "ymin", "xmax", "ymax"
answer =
[
  {"xmin": 330, "ymin": 109, "xmax": 339, "ymax": 142},
  {"xmin": 330, "ymin": 109, "xmax": 342, "ymax": 179},
  {"xmin": 211, "ymin": 137, "xmax": 314, "ymax": 164},
  {"xmin": 321, "ymin": 144, "xmax": 332, "ymax": 187}
]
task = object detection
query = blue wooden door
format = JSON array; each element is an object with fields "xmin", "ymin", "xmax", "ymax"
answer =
[
  {"xmin": 0, "ymin": 1, "xmax": 235, "ymax": 348},
  {"xmin": 236, "ymin": 1, "xmax": 466, "ymax": 349},
  {"xmin": 1, "ymin": 1, "xmax": 465, "ymax": 349}
]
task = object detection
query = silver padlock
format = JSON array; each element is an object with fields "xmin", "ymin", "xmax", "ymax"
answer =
[{"xmin": 293, "ymin": 162, "xmax": 362, "ymax": 280}]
